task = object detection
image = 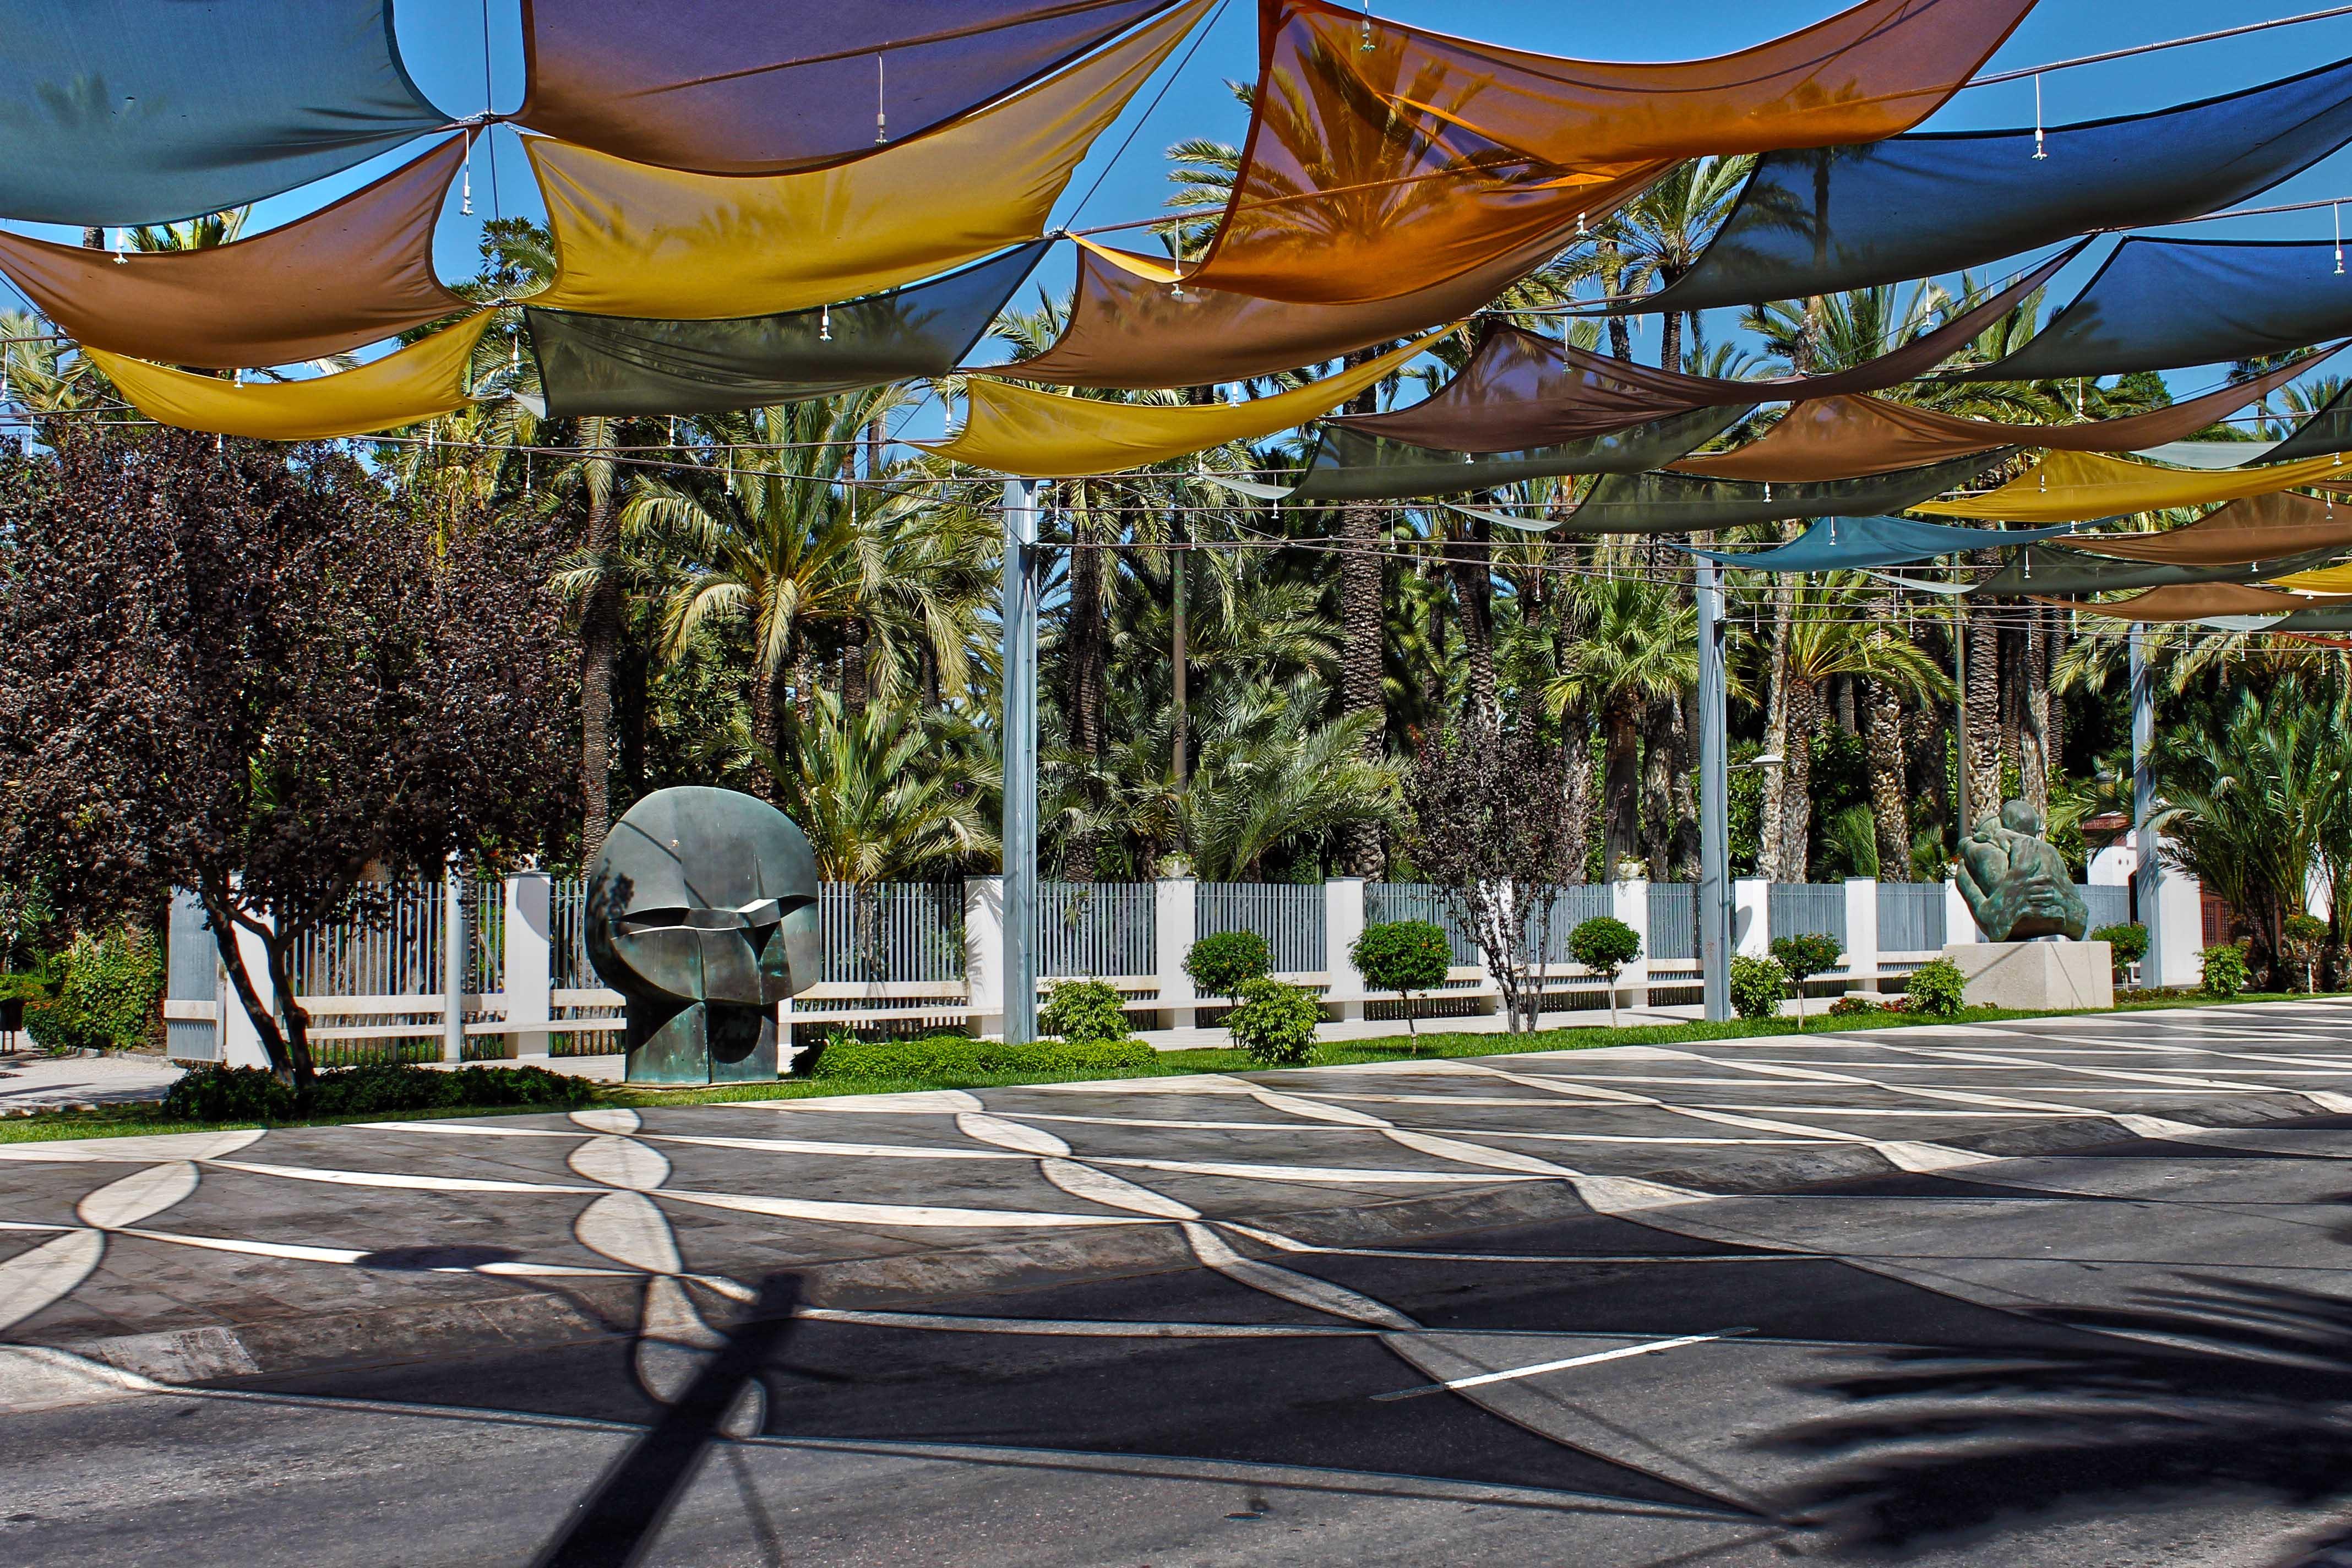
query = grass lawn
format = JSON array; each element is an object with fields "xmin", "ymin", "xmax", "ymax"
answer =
[{"xmin": 2, "ymin": 988, "xmax": 2343, "ymax": 1144}]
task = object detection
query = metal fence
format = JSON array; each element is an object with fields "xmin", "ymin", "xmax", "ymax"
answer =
[
  {"xmin": 1364, "ymin": 884, "xmax": 1480, "ymax": 967},
  {"xmin": 1767, "ymin": 883, "xmax": 1847, "ymax": 950},
  {"xmin": 1878, "ymin": 883, "xmax": 1946, "ymax": 952},
  {"xmin": 1542, "ymin": 885, "xmax": 1617, "ymax": 962},
  {"xmin": 1037, "ymin": 881, "xmax": 1153, "ymax": 978},
  {"xmin": 821, "ymin": 883, "xmax": 966, "ymax": 984},
  {"xmin": 2079, "ymin": 883, "xmax": 2131, "ymax": 935},
  {"xmin": 1646, "ymin": 884, "xmax": 1697, "ymax": 962},
  {"xmin": 1197, "ymin": 882, "xmax": 1325, "ymax": 974}
]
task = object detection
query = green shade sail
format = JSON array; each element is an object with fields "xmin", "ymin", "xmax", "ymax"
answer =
[
  {"xmin": 1557, "ymin": 451, "xmax": 2010, "ymax": 535},
  {"xmin": 1281, "ymin": 405, "xmax": 1752, "ymax": 504},
  {"xmin": 1974, "ymin": 542, "xmax": 2344, "ymax": 596}
]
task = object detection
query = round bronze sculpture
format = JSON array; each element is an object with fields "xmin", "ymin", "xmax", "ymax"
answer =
[{"xmin": 586, "ymin": 786, "xmax": 820, "ymax": 1085}]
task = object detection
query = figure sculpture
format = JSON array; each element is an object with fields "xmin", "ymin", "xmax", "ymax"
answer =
[
  {"xmin": 586, "ymin": 786, "xmax": 820, "ymax": 1084},
  {"xmin": 1956, "ymin": 799, "xmax": 2089, "ymax": 943}
]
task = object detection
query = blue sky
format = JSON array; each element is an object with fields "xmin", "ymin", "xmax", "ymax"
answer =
[{"xmin": 19, "ymin": 1, "xmax": 2352, "ymax": 437}]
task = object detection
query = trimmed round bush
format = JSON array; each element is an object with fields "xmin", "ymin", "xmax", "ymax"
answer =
[
  {"xmin": 1902, "ymin": 957, "xmax": 1967, "ymax": 1017},
  {"xmin": 1184, "ymin": 930, "xmax": 1272, "ymax": 1000},
  {"xmin": 1567, "ymin": 915, "xmax": 1642, "ymax": 975},
  {"xmin": 1729, "ymin": 955, "xmax": 1787, "ymax": 1021},
  {"xmin": 1227, "ymin": 977, "xmax": 1323, "ymax": 1068},
  {"xmin": 1350, "ymin": 920, "xmax": 1451, "ymax": 1039},
  {"xmin": 810, "ymin": 1035, "xmax": 1156, "ymax": 1082},
  {"xmin": 2201, "ymin": 943, "xmax": 2251, "ymax": 999},
  {"xmin": 1770, "ymin": 932, "xmax": 1844, "ymax": 988},
  {"xmin": 2092, "ymin": 922, "xmax": 2149, "ymax": 982},
  {"xmin": 1039, "ymin": 978, "xmax": 1132, "ymax": 1043}
]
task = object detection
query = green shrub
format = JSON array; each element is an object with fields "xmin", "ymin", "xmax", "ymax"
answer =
[
  {"xmin": 1902, "ymin": 957, "xmax": 1968, "ymax": 1017},
  {"xmin": 810, "ymin": 1035, "xmax": 1156, "ymax": 1081},
  {"xmin": 1038, "ymin": 978, "xmax": 1132, "ymax": 1043},
  {"xmin": 1568, "ymin": 914, "xmax": 1642, "ymax": 1025},
  {"xmin": 1184, "ymin": 930, "xmax": 1273, "ymax": 1000},
  {"xmin": 2283, "ymin": 913, "xmax": 2329, "ymax": 992},
  {"xmin": 1349, "ymin": 920, "xmax": 1451, "ymax": 1041},
  {"xmin": 2093, "ymin": 923, "xmax": 2149, "ymax": 982},
  {"xmin": 1729, "ymin": 955, "xmax": 1787, "ymax": 1020},
  {"xmin": 1770, "ymin": 931, "xmax": 1845, "ymax": 1032},
  {"xmin": 1227, "ymin": 977, "xmax": 1323, "ymax": 1067},
  {"xmin": 29, "ymin": 928, "xmax": 162, "ymax": 1053},
  {"xmin": 2201, "ymin": 943, "xmax": 2250, "ymax": 999},
  {"xmin": 159, "ymin": 1061, "xmax": 594, "ymax": 1122}
]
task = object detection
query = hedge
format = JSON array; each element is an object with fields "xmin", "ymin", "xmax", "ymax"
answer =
[{"xmin": 808, "ymin": 1035, "xmax": 1158, "ymax": 1081}]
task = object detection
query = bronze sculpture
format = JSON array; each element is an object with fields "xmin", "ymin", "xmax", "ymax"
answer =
[
  {"xmin": 1956, "ymin": 800, "xmax": 2090, "ymax": 943},
  {"xmin": 586, "ymin": 786, "xmax": 820, "ymax": 1085}
]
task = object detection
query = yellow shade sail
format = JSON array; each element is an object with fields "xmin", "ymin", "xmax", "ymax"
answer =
[
  {"xmin": 2272, "ymin": 563, "xmax": 2352, "ymax": 592},
  {"xmin": 1915, "ymin": 449, "xmax": 2352, "ymax": 524},
  {"xmin": 527, "ymin": 0, "xmax": 1210, "ymax": 319},
  {"xmin": 922, "ymin": 331, "xmax": 1445, "ymax": 477},
  {"xmin": 86, "ymin": 315, "xmax": 492, "ymax": 440}
]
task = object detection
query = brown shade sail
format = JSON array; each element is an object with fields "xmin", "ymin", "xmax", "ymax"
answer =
[
  {"xmin": 1353, "ymin": 0, "xmax": 2038, "ymax": 170},
  {"xmin": 2033, "ymin": 582, "xmax": 2310, "ymax": 622},
  {"xmin": 2065, "ymin": 490, "xmax": 2352, "ymax": 566},
  {"xmin": 1671, "ymin": 352, "xmax": 2337, "ymax": 482},
  {"xmin": 1331, "ymin": 253, "xmax": 2073, "ymax": 451},
  {"xmin": 515, "ymin": 1, "xmax": 1182, "ymax": 175},
  {"xmin": 0, "ymin": 137, "xmax": 470, "ymax": 371}
]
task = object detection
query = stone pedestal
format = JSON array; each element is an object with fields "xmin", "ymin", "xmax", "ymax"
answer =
[{"xmin": 1944, "ymin": 941, "xmax": 2112, "ymax": 1011}]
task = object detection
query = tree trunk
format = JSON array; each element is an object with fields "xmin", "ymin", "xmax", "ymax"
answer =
[
  {"xmin": 578, "ymin": 460, "xmax": 623, "ymax": 861},
  {"xmin": 1669, "ymin": 690, "xmax": 1701, "ymax": 881},
  {"xmin": 2021, "ymin": 611, "xmax": 2050, "ymax": 818},
  {"xmin": 1601, "ymin": 697, "xmax": 1643, "ymax": 879},
  {"xmin": 841, "ymin": 616, "xmax": 869, "ymax": 716},
  {"xmin": 790, "ymin": 642, "xmax": 815, "ymax": 723},
  {"xmin": 1066, "ymin": 509, "xmax": 1105, "ymax": 759},
  {"xmin": 1864, "ymin": 679, "xmax": 1912, "ymax": 882},
  {"xmin": 745, "ymin": 659, "xmax": 780, "ymax": 781},
  {"xmin": 1450, "ymin": 519, "xmax": 1497, "ymax": 722},
  {"xmin": 1758, "ymin": 589, "xmax": 1795, "ymax": 880},
  {"xmin": 1781, "ymin": 676, "xmax": 1822, "ymax": 881},
  {"xmin": 1170, "ymin": 521, "xmax": 1189, "ymax": 793},
  {"xmin": 1659, "ymin": 309, "xmax": 1682, "ymax": 373},
  {"xmin": 82, "ymin": 226, "xmax": 105, "ymax": 250},
  {"xmin": 1833, "ymin": 674, "xmax": 1858, "ymax": 735},
  {"xmin": 1600, "ymin": 239, "xmax": 1634, "ymax": 361},
  {"xmin": 1560, "ymin": 704, "xmax": 1595, "ymax": 884},
  {"xmin": 1965, "ymin": 605, "xmax": 2003, "ymax": 823},
  {"xmin": 1638, "ymin": 697, "xmax": 1675, "ymax": 880},
  {"xmin": 1337, "ymin": 502, "xmax": 1386, "ymax": 875}
]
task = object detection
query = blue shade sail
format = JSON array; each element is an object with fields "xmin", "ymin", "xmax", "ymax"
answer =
[
  {"xmin": 1645, "ymin": 56, "xmax": 2352, "ymax": 313},
  {"xmin": 0, "ymin": 2, "xmax": 452, "ymax": 226},
  {"xmin": 526, "ymin": 243, "xmax": 1048, "ymax": 418},
  {"xmin": 1692, "ymin": 515, "xmax": 2073, "ymax": 571},
  {"xmin": 1973, "ymin": 542, "xmax": 2343, "ymax": 596},
  {"xmin": 1558, "ymin": 451, "xmax": 2010, "ymax": 535},
  {"xmin": 1956, "ymin": 238, "xmax": 2352, "ymax": 380}
]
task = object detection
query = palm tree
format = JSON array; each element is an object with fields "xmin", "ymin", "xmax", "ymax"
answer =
[
  {"xmin": 1185, "ymin": 676, "xmax": 1403, "ymax": 881},
  {"xmin": 768, "ymin": 689, "xmax": 997, "ymax": 884},
  {"xmin": 1548, "ymin": 566, "xmax": 1697, "ymax": 879}
]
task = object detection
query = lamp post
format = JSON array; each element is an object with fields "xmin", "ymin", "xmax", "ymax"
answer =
[
  {"xmin": 1000, "ymin": 479, "xmax": 1041, "ymax": 1044},
  {"xmin": 1696, "ymin": 557, "xmax": 1732, "ymax": 1022}
]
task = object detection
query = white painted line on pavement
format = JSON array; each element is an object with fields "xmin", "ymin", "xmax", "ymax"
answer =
[{"xmin": 1373, "ymin": 1328, "xmax": 1751, "ymax": 1402}]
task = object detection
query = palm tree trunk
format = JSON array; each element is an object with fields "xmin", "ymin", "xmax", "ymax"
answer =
[
  {"xmin": 1865, "ymin": 679, "xmax": 1912, "ymax": 882},
  {"xmin": 1170, "ymin": 529, "xmax": 1189, "ymax": 792},
  {"xmin": 841, "ymin": 617, "xmax": 869, "ymax": 716},
  {"xmin": 1966, "ymin": 606, "xmax": 2002, "ymax": 824},
  {"xmin": 1670, "ymin": 691, "xmax": 1701, "ymax": 881},
  {"xmin": 1336, "ymin": 502, "xmax": 1385, "ymax": 875},
  {"xmin": 1560, "ymin": 702, "xmax": 1595, "ymax": 884},
  {"xmin": 2021, "ymin": 613, "xmax": 2050, "ymax": 818},
  {"xmin": 791, "ymin": 642, "xmax": 816, "ymax": 723},
  {"xmin": 578, "ymin": 451, "xmax": 622, "ymax": 861},
  {"xmin": 1639, "ymin": 697, "xmax": 1675, "ymax": 880},
  {"xmin": 1449, "ymin": 519, "xmax": 1497, "ymax": 722},
  {"xmin": 1602, "ymin": 698, "xmax": 1642, "ymax": 879},
  {"xmin": 1758, "ymin": 590, "xmax": 1795, "ymax": 880},
  {"xmin": 1781, "ymin": 676, "xmax": 1822, "ymax": 880},
  {"xmin": 1067, "ymin": 509, "xmax": 1106, "ymax": 759},
  {"xmin": 81, "ymin": 226, "xmax": 104, "ymax": 250},
  {"xmin": 1659, "ymin": 310, "xmax": 1682, "ymax": 373}
]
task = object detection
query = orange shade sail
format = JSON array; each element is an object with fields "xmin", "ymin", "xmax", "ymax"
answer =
[{"xmin": 0, "ymin": 137, "xmax": 471, "ymax": 371}]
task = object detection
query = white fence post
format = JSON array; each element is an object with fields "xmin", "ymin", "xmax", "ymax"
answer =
[
  {"xmin": 966, "ymin": 878, "xmax": 1006, "ymax": 1040},
  {"xmin": 504, "ymin": 872, "xmax": 552, "ymax": 1060},
  {"xmin": 1156, "ymin": 878, "xmax": 1198, "ymax": 1031},
  {"xmin": 1325, "ymin": 878, "xmax": 1365, "ymax": 1022},
  {"xmin": 220, "ymin": 892, "xmax": 275, "ymax": 1071},
  {"xmin": 1733, "ymin": 878, "xmax": 1769, "ymax": 960},
  {"xmin": 1943, "ymin": 878, "xmax": 1978, "ymax": 948},
  {"xmin": 1843, "ymin": 877, "xmax": 1879, "ymax": 992},
  {"xmin": 1612, "ymin": 879, "xmax": 1651, "ymax": 1015},
  {"xmin": 440, "ymin": 856, "xmax": 468, "ymax": 1064},
  {"xmin": 2156, "ymin": 861, "xmax": 2205, "ymax": 984}
]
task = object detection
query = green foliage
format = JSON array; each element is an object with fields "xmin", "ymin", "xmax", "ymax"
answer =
[
  {"xmin": 1350, "ymin": 921, "xmax": 1452, "ymax": 995},
  {"xmin": 1771, "ymin": 932, "xmax": 1844, "ymax": 984},
  {"xmin": 26, "ymin": 928, "xmax": 161, "ymax": 1053},
  {"xmin": 809, "ymin": 1035, "xmax": 1156, "ymax": 1081},
  {"xmin": 160, "ymin": 1063, "xmax": 594, "ymax": 1123},
  {"xmin": 1902, "ymin": 957, "xmax": 1967, "ymax": 1017},
  {"xmin": 1038, "ymin": 978, "xmax": 1132, "ymax": 1043},
  {"xmin": 2201, "ymin": 944, "xmax": 2251, "ymax": 999},
  {"xmin": 1566, "ymin": 916, "xmax": 1642, "ymax": 976},
  {"xmin": 1184, "ymin": 930, "xmax": 1272, "ymax": 999},
  {"xmin": 2093, "ymin": 923, "xmax": 2149, "ymax": 981},
  {"xmin": 1226, "ymin": 977, "xmax": 1323, "ymax": 1067},
  {"xmin": 1826, "ymin": 993, "xmax": 1881, "ymax": 1017},
  {"xmin": 2282, "ymin": 913, "xmax": 2329, "ymax": 990},
  {"xmin": 1730, "ymin": 955, "xmax": 1787, "ymax": 1020}
]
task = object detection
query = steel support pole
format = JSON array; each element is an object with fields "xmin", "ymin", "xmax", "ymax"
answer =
[
  {"xmin": 1000, "ymin": 480, "xmax": 1041, "ymax": 1044},
  {"xmin": 1696, "ymin": 557, "xmax": 1732, "ymax": 1023},
  {"xmin": 2130, "ymin": 628, "xmax": 2163, "ymax": 987},
  {"xmin": 441, "ymin": 853, "xmax": 467, "ymax": 1064}
]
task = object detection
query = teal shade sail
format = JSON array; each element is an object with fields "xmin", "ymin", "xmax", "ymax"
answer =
[
  {"xmin": 0, "ymin": 1, "xmax": 451, "ymax": 225},
  {"xmin": 527, "ymin": 243, "xmax": 1047, "ymax": 417},
  {"xmin": 1284, "ymin": 404, "xmax": 1752, "ymax": 503},
  {"xmin": 1558, "ymin": 451, "xmax": 2010, "ymax": 535},
  {"xmin": 1694, "ymin": 515, "xmax": 2073, "ymax": 571},
  {"xmin": 1643, "ymin": 56, "xmax": 2352, "ymax": 312},
  {"xmin": 1974, "ymin": 542, "xmax": 2344, "ymax": 596}
]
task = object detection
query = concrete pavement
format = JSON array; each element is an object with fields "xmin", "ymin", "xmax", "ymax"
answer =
[{"xmin": 8, "ymin": 1001, "xmax": 2352, "ymax": 1564}]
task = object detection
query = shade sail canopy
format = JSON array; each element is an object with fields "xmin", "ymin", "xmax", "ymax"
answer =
[
  {"xmin": 1976, "ymin": 542, "xmax": 2343, "ymax": 595},
  {"xmin": 1332, "ymin": 257, "xmax": 2072, "ymax": 450},
  {"xmin": 1354, "ymin": 0, "xmax": 2035, "ymax": 170},
  {"xmin": 527, "ymin": 243, "xmax": 1046, "ymax": 418},
  {"xmin": 2035, "ymin": 582, "xmax": 2308, "ymax": 623},
  {"xmin": 1670, "ymin": 355, "xmax": 2334, "ymax": 482},
  {"xmin": 998, "ymin": 223, "xmax": 1569, "ymax": 388},
  {"xmin": 2136, "ymin": 379, "xmax": 2352, "ymax": 469},
  {"xmin": 2065, "ymin": 489, "xmax": 2352, "ymax": 565},
  {"xmin": 1919, "ymin": 449, "xmax": 2352, "ymax": 523},
  {"xmin": 1285, "ymin": 404, "xmax": 1751, "ymax": 503},
  {"xmin": 0, "ymin": 1, "xmax": 453, "ymax": 226},
  {"xmin": 2273, "ymin": 562, "xmax": 2352, "ymax": 591},
  {"xmin": 1955, "ymin": 238, "xmax": 2352, "ymax": 381},
  {"xmin": 527, "ymin": 0, "xmax": 1207, "ymax": 319},
  {"xmin": 1694, "ymin": 515, "xmax": 2073, "ymax": 570},
  {"xmin": 1559, "ymin": 450, "xmax": 2007, "ymax": 534},
  {"xmin": 922, "ymin": 331, "xmax": 1440, "ymax": 477},
  {"xmin": 0, "ymin": 138, "xmax": 470, "ymax": 371},
  {"xmin": 516, "ymin": 1, "xmax": 1181, "ymax": 174},
  {"xmin": 1645, "ymin": 56, "xmax": 2352, "ymax": 313},
  {"xmin": 2274, "ymin": 602, "xmax": 2352, "ymax": 631},
  {"xmin": 86, "ymin": 315, "xmax": 491, "ymax": 440}
]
